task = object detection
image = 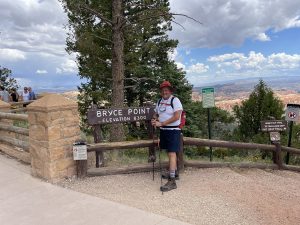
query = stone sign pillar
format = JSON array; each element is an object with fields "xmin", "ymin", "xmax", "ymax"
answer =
[{"xmin": 27, "ymin": 94, "xmax": 81, "ymax": 182}]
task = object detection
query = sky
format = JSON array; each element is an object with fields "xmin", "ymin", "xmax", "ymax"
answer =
[{"xmin": 0, "ymin": 0, "xmax": 300, "ymax": 90}]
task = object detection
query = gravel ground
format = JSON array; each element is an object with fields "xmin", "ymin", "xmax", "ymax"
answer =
[{"xmin": 59, "ymin": 168, "xmax": 300, "ymax": 225}]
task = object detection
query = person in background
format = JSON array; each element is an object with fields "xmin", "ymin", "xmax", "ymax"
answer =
[
  {"xmin": 21, "ymin": 87, "xmax": 30, "ymax": 102},
  {"xmin": 21, "ymin": 87, "xmax": 30, "ymax": 107},
  {"xmin": 28, "ymin": 87, "xmax": 36, "ymax": 100},
  {"xmin": 0, "ymin": 86, "xmax": 10, "ymax": 102},
  {"xmin": 10, "ymin": 88, "xmax": 19, "ymax": 102}
]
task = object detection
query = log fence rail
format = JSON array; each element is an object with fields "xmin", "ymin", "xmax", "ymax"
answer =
[
  {"xmin": 0, "ymin": 111, "xmax": 30, "ymax": 163},
  {"xmin": 86, "ymin": 137, "xmax": 300, "ymax": 176}
]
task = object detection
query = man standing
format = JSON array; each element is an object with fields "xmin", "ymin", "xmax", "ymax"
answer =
[
  {"xmin": 0, "ymin": 86, "xmax": 10, "ymax": 102},
  {"xmin": 152, "ymin": 81, "xmax": 183, "ymax": 192}
]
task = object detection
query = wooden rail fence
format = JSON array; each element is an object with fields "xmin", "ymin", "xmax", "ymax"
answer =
[
  {"xmin": 0, "ymin": 112, "xmax": 28, "ymax": 121},
  {"xmin": 86, "ymin": 137, "xmax": 300, "ymax": 176},
  {"xmin": 10, "ymin": 100, "xmax": 34, "ymax": 107},
  {"xmin": 0, "ymin": 112, "xmax": 30, "ymax": 163}
]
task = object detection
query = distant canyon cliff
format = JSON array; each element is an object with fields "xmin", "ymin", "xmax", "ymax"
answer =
[{"xmin": 192, "ymin": 90, "xmax": 300, "ymax": 112}]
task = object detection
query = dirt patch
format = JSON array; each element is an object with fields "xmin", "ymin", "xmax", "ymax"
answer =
[{"xmin": 59, "ymin": 168, "xmax": 300, "ymax": 225}]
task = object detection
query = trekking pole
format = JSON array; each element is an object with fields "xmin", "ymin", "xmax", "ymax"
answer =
[
  {"xmin": 152, "ymin": 132, "xmax": 155, "ymax": 181},
  {"xmin": 151, "ymin": 124, "xmax": 155, "ymax": 181},
  {"xmin": 155, "ymin": 127, "xmax": 163, "ymax": 195},
  {"xmin": 152, "ymin": 161, "xmax": 155, "ymax": 181}
]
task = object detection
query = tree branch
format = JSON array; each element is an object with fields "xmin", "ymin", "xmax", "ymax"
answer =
[
  {"xmin": 92, "ymin": 34, "xmax": 113, "ymax": 43},
  {"xmin": 92, "ymin": 57, "xmax": 111, "ymax": 66},
  {"xmin": 79, "ymin": 4, "xmax": 113, "ymax": 26},
  {"xmin": 171, "ymin": 13, "xmax": 202, "ymax": 25},
  {"xmin": 124, "ymin": 77, "xmax": 155, "ymax": 82},
  {"xmin": 171, "ymin": 20, "xmax": 186, "ymax": 30},
  {"xmin": 126, "ymin": 11, "xmax": 202, "ymax": 27}
]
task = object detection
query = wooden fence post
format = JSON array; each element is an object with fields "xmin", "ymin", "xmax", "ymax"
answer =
[
  {"xmin": 274, "ymin": 142, "xmax": 283, "ymax": 169},
  {"xmin": 177, "ymin": 133, "xmax": 184, "ymax": 171},
  {"xmin": 76, "ymin": 158, "xmax": 88, "ymax": 178},
  {"xmin": 93, "ymin": 125, "xmax": 104, "ymax": 168}
]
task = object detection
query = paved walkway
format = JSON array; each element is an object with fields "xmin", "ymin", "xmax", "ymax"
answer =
[{"xmin": 0, "ymin": 154, "xmax": 190, "ymax": 225}]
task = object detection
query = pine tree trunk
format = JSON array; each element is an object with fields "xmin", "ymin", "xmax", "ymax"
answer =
[{"xmin": 110, "ymin": 0, "xmax": 125, "ymax": 143}]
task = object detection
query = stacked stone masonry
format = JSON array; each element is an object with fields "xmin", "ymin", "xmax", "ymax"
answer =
[{"xmin": 28, "ymin": 94, "xmax": 81, "ymax": 182}]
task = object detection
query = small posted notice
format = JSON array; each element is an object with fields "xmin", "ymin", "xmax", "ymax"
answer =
[
  {"xmin": 202, "ymin": 87, "xmax": 215, "ymax": 109},
  {"xmin": 73, "ymin": 144, "xmax": 87, "ymax": 160}
]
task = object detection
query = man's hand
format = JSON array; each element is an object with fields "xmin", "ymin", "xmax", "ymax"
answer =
[{"xmin": 151, "ymin": 119, "xmax": 163, "ymax": 127}]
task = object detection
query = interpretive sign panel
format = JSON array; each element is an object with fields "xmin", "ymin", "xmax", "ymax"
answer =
[
  {"xmin": 87, "ymin": 107, "xmax": 155, "ymax": 125},
  {"xmin": 261, "ymin": 120, "xmax": 288, "ymax": 132},
  {"xmin": 202, "ymin": 87, "xmax": 215, "ymax": 108}
]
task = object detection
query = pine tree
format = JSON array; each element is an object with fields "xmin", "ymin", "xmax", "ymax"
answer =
[
  {"xmin": 60, "ymin": 0, "xmax": 196, "ymax": 140},
  {"xmin": 0, "ymin": 66, "xmax": 19, "ymax": 91},
  {"xmin": 233, "ymin": 79, "xmax": 284, "ymax": 140}
]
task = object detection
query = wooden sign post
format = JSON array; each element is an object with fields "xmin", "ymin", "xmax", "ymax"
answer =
[
  {"xmin": 202, "ymin": 87, "xmax": 215, "ymax": 161},
  {"xmin": 87, "ymin": 106, "xmax": 155, "ymax": 168},
  {"xmin": 285, "ymin": 104, "xmax": 300, "ymax": 164},
  {"xmin": 260, "ymin": 120, "xmax": 287, "ymax": 169},
  {"xmin": 73, "ymin": 140, "xmax": 88, "ymax": 178}
]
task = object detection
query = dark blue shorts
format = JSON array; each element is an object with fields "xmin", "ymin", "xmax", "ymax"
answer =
[{"xmin": 159, "ymin": 129, "xmax": 181, "ymax": 152}]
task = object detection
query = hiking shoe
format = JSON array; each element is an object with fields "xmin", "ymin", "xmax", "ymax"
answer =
[
  {"xmin": 161, "ymin": 170, "xmax": 179, "ymax": 180},
  {"xmin": 160, "ymin": 178, "xmax": 177, "ymax": 192}
]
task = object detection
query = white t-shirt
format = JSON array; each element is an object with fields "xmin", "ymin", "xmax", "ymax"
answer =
[
  {"xmin": 22, "ymin": 91, "xmax": 30, "ymax": 101},
  {"xmin": 155, "ymin": 95, "xmax": 183, "ymax": 130}
]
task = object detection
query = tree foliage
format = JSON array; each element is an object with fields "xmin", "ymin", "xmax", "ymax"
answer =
[
  {"xmin": 61, "ymin": 0, "xmax": 234, "ymax": 143},
  {"xmin": 61, "ymin": 0, "xmax": 193, "ymax": 125},
  {"xmin": 0, "ymin": 66, "xmax": 19, "ymax": 91},
  {"xmin": 233, "ymin": 79, "xmax": 284, "ymax": 140},
  {"xmin": 184, "ymin": 101, "xmax": 234, "ymax": 138}
]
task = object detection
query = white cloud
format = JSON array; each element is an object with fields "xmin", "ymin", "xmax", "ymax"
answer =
[
  {"xmin": 185, "ymin": 51, "xmax": 300, "ymax": 86},
  {"xmin": 255, "ymin": 33, "xmax": 271, "ymax": 42},
  {"xmin": 175, "ymin": 62, "xmax": 186, "ymax": 70},
  {"xmin": 169, "ymin": 0, "xmax": 300, "ymax": 48},
  {"xmin": 187, "ymin": 63, "xmax": 209, "ymax": 74},
  {"xmin": 208, "ymin": 51, "xmax": 300, "ymax": 72},
  {"xmin": 0, "ymin": 0, "xmax": 77, "ymax": 80},
  {"xmin": 0, "ymin": 0, "xmax": 67, "ymax": 56},
  {"xmin": 36, "ymin": 69, "xmax": 48, "ymax": 74},
  {"xmin": 208, "ymin": 53, "xmax": 245, "ymax": 63},
  {"xmin": 0, "ymin": 48, "xmax": 26, "ymax": 61},
  {"xmin": 267, "ymin": 53, "xmax": 300, "ymax": 70},
  {"xmin": 56, "ymin": 59, "xmax": 78, "ymax": 74}
]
